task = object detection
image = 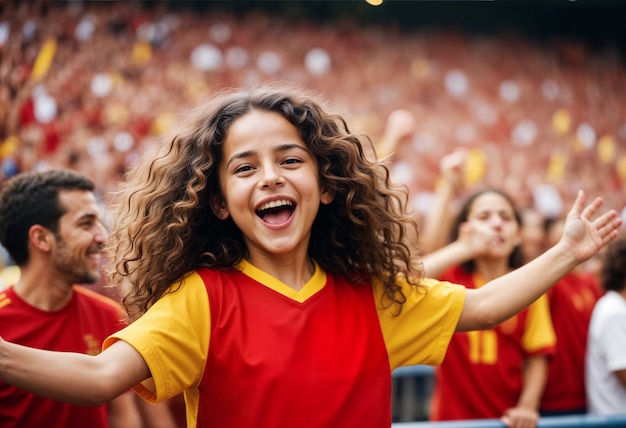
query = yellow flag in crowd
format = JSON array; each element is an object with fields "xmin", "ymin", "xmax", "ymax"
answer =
[
  {"xmin": 0, "ymin": 136, "xmax": 18, "ymax": 159},
  {"xmin": 547, "ymin": 152, "xmax": 566, "ymax": 184},
  {"xmin": 30, "ymin": 38, "xmax": 57, "ymax": 81},
  {"xmin": 551, "ymin": 108, "xmax": 571, "ymax": 136},
  {"xmin": 133, "ymin": 41, "xmax": 153, "ymax": 66},
  {"xmin": 597, "ymin": 135, "xmax": 615, "ymax": 164},
  {"xmin": 463, "ymin": 148, "xmax": 487, "ymax": 186},
  {"xmin": 151, "ymin": 112, "xmax": 176, "ymax": 135}
]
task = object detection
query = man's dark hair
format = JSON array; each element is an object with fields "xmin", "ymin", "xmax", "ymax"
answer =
[{"xmin": 0, "ymin": 169, "xmax": 95, "ymax": 266}]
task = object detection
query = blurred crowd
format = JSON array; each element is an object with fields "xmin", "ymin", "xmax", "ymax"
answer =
[
  {"xmin": 2, "ymin": 2, "xmax": 626, "ymax": 424},
  {"xmin": 1, "ymin": 0, "xmax": 625, "ymax": 248}
]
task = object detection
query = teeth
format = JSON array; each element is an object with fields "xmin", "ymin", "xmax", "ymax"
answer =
[{"xmin": 258, "ymin": 199, "xmax": 293, "ymax": 211}]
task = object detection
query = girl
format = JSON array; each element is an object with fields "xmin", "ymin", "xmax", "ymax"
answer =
[{"xmin": 0, "ymin": 84, "xmax": 621, "ymax": 428}]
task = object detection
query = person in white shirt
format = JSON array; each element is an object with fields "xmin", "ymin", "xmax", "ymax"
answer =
[{"xmin": 586, "ymin": 233, "xmax": 626, "ymax": 415}]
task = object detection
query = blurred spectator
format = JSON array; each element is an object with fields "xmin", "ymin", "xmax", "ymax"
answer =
[
  {"xmin": 537, "ymin": 215, "xmax": 604, "ymax": 416},
  {"xmin": 585, "ymin": 233, "xmax": 626, "ymax": 415},
  {"xmin": 539, "ymin": 268, "xmax": 602, "ymax": 416},
  {"xmin": 0, "ymin": 0, "xmax": 623, "ymax": 220},
  {"xmin": 422, "ymin": 151, "xmax": 604, "ymax": 418},
  {"xmin": 0, "ymin": 169, "xmax": 141, "ymax": 427},
  {"xmin": 423, "ymin": 189, "xmax": 555, "ymax": 428},
  {"xmin": 519, "ymin": 207, "xmax": 546, "ymax": 263},
  {"xmin": 0, "ymin": 168, "xmax": 178, "ymax": 427}
]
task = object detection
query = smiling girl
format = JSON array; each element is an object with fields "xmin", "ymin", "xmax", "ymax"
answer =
[{"xmin": 0, "ymin": 84, "xmax": 621, "ymax": 428}]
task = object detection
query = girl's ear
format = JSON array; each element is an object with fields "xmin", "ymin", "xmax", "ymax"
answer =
[
  {"xmin": 210, "ymin": 195, "xmax": 229, "ymax": 220},
  {"xmin": 320, "ymin": 187, "xmax": 334, "ymax": 205}
]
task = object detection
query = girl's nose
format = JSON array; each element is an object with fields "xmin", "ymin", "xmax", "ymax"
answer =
[{"xmin": 258, "ymin": 166, "xmax": 284, "ymax": 189}]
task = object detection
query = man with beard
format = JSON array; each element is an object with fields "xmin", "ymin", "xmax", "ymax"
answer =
[{"xmin": 0, "ymin": 169, "xmax": 143, "ymax": 428}]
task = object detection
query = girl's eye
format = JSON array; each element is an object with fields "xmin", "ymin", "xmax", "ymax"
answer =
[
  {"xmin": 234, "ymin": 165, "xmax": 254, "ymax": 174},
  {"xmin": 283, "ymin": 158, "xmax": 301, "ymax": 165}
]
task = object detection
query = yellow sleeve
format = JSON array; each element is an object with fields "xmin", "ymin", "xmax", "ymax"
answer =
[
  {"xmin": 377, "ymin": 277, "xmax": 466, "ymax": 369},
  {"xmin": 103, "ymin": 272, "xmax": 211, "ymax": 403},
  {"xmin": 521, "ymin": 293, "xmax": 556, "ymax": 354}
]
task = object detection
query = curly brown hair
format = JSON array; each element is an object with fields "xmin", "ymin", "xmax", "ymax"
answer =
[{"xmin": 106, "ymin": 83, "xmax": 424, "ymax": 319}]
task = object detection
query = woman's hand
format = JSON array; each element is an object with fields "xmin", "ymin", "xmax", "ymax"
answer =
[{"xmin": 501, "ymin": 406, "xmax": 539, "ymax": 428}]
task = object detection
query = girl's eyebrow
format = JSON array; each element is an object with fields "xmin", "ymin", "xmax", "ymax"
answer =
[
  {"xmin": 275, "ymin": 143, "xmax": 308, "ymax": 156},
  {"xmin": 226, "ymin": 149, "xmax": 254, "ymax": 169},
  {"xmin": 226, "ymin": 143, "xmax": 308, "ymax": 169}
]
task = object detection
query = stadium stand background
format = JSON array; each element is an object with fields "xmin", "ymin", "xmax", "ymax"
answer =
[
  {"xmin": 2, "ymin": 0, "xmax": 625, "ymax": 216},
  {"xmin": 2, "ymin": 1, "xmax": 626, "ymax": 425}
]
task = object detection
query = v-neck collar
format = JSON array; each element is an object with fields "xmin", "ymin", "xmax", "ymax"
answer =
[{"xmin": 236, "ymin": 259, "xmax": 327, "ymax": 303}]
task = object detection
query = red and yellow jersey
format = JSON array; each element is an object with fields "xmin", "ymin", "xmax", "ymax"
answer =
[
  {"xmin": 104, "ymin": 260, "xmax": 466, "ymax": 428},
  {"xmin": 430, "ymin": 265, "xmax": 556, "ymax": 421},
  {"xmin": 0, "ymin": 285, "xmax": 127, "ymax": 428},
  {"xmin": 541, "ymin": 272, "xmax": 601, "ymax": 412}
]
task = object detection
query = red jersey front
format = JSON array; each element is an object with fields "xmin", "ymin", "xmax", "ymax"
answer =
[
  {"xmin": 540, "ymin": 272, "xmax": 602, "ymax": 412},
  {"xmin": 0, "ymin": 285, "xmax": 126, "ymax": 428},
  {"xmin": 197, "ymin": 267, "xmax": 391, "ymax": 427},
  {"xmin": 105, "ymin": 260, "xmax": 466, "ymax": 428},
  {"xmin": 430, "ymin": 265, "xmax": 556, "ymax": 421}
]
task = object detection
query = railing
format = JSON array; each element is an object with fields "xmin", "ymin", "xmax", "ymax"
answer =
[
  {"xmin": 392, "ymin": 414, "xmax": 626, "ymax": 427},
  {"xmin": 391, "ymin": 365, "xmax": 626, "ymax": 427},
  {"xmin": 392, "ymin": 365, "xmax": 435, "ymax": 422},
  {"xmin": 393, "ymin": 365, "xmax": 435, "ymax": 378}
]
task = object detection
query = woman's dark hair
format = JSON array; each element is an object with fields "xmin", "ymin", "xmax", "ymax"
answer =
[{"xmin": 600, "ymin": 233, "xmax": 626, "ymax": 292}]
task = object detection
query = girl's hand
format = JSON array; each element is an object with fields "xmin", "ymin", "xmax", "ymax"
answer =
[{"xmin": 559, "ymin": 190, "xmax": 622, "ymax": 263}]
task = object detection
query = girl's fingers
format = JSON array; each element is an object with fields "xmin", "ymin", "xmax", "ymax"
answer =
[
  {"xmin": 594, "ymin": 210, "xmax": 618, "ymax": 230},
  {"xmin": 600, "ymin": 218, "xmax": 622, "ymax": 243},
  {"xmin": 581, "ymin": 196, "xmax": 604, "ymax": 221},
  {"xmin": 569, "ymin": 190, "xmax": 586, "ymax": 219}
]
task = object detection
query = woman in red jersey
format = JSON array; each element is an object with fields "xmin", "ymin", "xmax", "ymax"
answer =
[
  {"xmin": 0, "ymin": 84, "xmax": 621, "ymax": 428},
  {"xmin": 423, "ymin": 189, "xmax": 555, "ymax": 428}
]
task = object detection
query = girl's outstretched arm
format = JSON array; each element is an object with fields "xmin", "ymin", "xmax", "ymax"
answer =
[
  {"xmin": 0, "ymin": 338, "xmax": 150, "ymax": 406},
  {"xmin": 457, "ymin": 191, "xmax": 622, "ymax": 332}
]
